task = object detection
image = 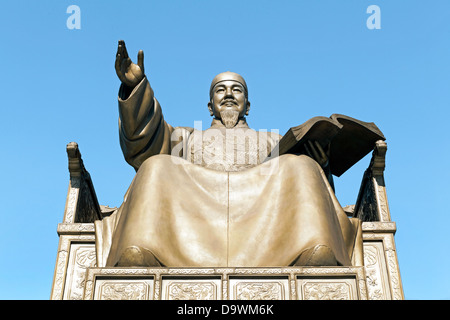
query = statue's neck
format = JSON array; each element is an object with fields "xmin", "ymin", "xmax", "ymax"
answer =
[{"xmin": 210, "ymin": 117, "xmax": 249, "ymax": 129}]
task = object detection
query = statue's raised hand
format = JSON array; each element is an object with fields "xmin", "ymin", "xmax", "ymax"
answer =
[{"xmin": 115, "ymin": 40, "xmax": 145, "ymax": 88}]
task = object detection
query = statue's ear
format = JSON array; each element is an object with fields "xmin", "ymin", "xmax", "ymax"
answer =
[
  {"xmin": 245, "ymin": 101, "xmax": 251, "ymax": 116},
  {"xmin": 207, "ymin": 101, "xmax": 214, "ymax": 116}
]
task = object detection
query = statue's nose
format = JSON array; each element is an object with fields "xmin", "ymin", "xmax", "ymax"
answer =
[{"xmin": 224, "ymin": 87, "xmax": 234, "ymax": 98}]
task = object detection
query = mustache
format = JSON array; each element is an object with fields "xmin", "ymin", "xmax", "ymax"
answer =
[{"xmin": 220, "ymin": 99, "xmax": 238, "ymax": 106}]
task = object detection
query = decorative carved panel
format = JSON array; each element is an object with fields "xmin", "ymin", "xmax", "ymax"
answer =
[
  {"xmin": 363, "ymin": 232, "xmax": 404, "ymax": 300},
  {"xmin": 63, "ymin": 243, "xmax": 96, "ymax": 300},
  {"xmin": 303, "ymin": 282, "xmax": 350, "ymax": 300},
  {"xmin": 161, "ymin": 278, "xmax": 221, "ymax": 300},
  {"xmin": 229, "ymin": 278, "xmax": 288, "ymax": 300},
  {"xmin": 297, "ymin": 277, "xmax": 358, "ymax": 300},
  {"xmin": 94, "ymin": 279, "xmax": 154, "ymax": 300},
  {"xmin": 364, "ymin": 241, "xmax": 391, "ymax": 300}
]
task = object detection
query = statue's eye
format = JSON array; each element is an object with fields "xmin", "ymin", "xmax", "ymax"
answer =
[
  {"xmin": 233, "ymin": 88, "xmax": 242, "ymax": 93},
  {"xmin": 216, "ymin": 88, "xmax": 225, "ymax": 93}
]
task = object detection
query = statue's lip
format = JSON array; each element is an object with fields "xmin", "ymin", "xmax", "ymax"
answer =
[{"xmin": 221, "ymin": 100, "xmax": 238, "ymax": 106}]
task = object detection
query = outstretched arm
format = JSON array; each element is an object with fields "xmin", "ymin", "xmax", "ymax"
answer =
[{"xmin": 115, "ymin": 40, "xmax": 174, "ymax": 170}]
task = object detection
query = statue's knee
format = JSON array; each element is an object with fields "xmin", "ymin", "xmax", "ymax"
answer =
[
  {"xmin": 139, "ymin": 154, "xmax": 171, "ymax": 172},
  {"xmin": 279, "ymin": 154, "xmax": 318, "ymax": 173},
  {"xmin": 115, "ymin": 246, "xmax": 163, "ymax": 267},
  {"xmin": 291, "ymin": 244, "xmax": 338, "ymax": 267}
]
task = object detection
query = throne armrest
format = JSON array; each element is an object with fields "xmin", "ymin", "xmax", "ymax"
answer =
[
  {"xmin": 352, "ymin": 140, "xmax": 391, "ymax": 222},
  {"xmin": 62, "ymin": 142, "xmax": 102, "ymax": 223}
]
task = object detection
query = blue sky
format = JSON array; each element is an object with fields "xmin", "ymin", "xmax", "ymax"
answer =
[{"xmin": 0, "ymin": 0, "xmax": 449, "ymax": 299}]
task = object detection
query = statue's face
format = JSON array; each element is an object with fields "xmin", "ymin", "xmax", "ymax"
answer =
[{"xmin": 208, "ymin": 80, "xmax": 249, "ymax": 122}]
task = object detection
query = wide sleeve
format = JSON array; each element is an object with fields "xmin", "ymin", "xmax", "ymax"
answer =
[{"xmin": 118, "ymin": 77, "xmax": 174, "ymax": 171}]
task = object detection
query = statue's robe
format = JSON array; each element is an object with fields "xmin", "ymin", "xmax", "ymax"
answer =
[{"xmin": 95, "ymin": 77, "xmax": 363, "ymax": 268}]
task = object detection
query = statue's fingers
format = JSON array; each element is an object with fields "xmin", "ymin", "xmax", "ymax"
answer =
[
  {"xmin": 137, "ymin": 50, "xmax": 144, "ymax": 71},
  {"xmin": 308, "ymin": 140, "xmax": 321, "ymax": 162},
  {"xmin": 116, "ymin": 41, "xmax": 121, "ymax": 56},
  {"xmin": 119, "ymin": 40, "xmax": 129, "ymax": 59},
  {"xmin": 115, "ymin": 53, "xmax": 121, "ymax": 71},
  {"xmin": 326, "ymin": 142, "xmax": 332, "ymax": 157},
  {"xmin": 117, "ymin": 40, "xmax": 125, "ymax": 57},
  {"xmin": 304, "ymin": 141, "xmax": 312, "ymax": 158},
  {"xmin": 115, "ymin": 54, "xmax": 130, "ymax": 85},
  {"xmin": 115, "ymin": 54, "xmax": 125, "ymax": 80},
  {"xmin": 314, "ymin": 140, "xmax": 327, "ymax": 160}
]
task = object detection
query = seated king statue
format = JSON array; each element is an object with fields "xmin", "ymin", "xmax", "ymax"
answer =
[{"xmin": 94, "ymin": 40, "xmax": 364, "ymax": 268}]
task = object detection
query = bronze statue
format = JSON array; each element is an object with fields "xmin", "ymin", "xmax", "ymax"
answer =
[{"xmin": 94, "ymin": 40, "xmax": 365, "ymax": 268}]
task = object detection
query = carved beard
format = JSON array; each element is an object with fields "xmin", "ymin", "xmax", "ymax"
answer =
[{"xmin": 220, "ymin": 109, "xmax": 240, "ymax": 128}]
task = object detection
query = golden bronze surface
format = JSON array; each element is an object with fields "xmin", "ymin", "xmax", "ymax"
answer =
[{"xmin": 96, "ymin": 40, "xmax": 370, "ymax": 268}]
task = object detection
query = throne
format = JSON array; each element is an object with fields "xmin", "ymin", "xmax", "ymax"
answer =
[{"xmin": 50, "ymin": 140, "xmax": 404, "ymax": 300}]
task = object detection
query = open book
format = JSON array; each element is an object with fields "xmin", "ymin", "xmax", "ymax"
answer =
[{"xmin": 268, "ymin": 114, "xmax": 385, "ymax": 177}]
